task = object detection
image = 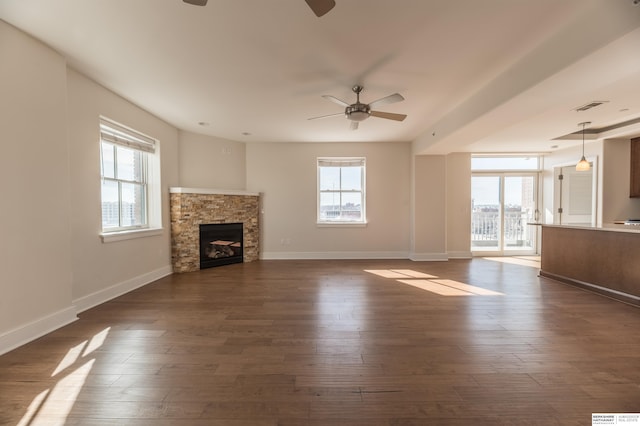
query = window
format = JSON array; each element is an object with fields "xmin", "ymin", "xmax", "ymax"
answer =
[
  {"xmin": 100, "ymin": 119, "xmax": 159, "ymax": 236},
  {"xmin": 471, "ymin": 155, "xmax": 541, "ymax": 171},
  {"xmin": 317, "ymin": 157, "xmax": 366, "ymax": 224}
]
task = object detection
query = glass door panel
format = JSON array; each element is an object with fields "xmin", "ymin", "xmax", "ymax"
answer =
[
  {"xmin": 471, "ymin": 176, "xmax": 501, "ymax": 251},
  {"xmin": 503, "ymin": 175, "xmax": 536, "ymax": 251}
]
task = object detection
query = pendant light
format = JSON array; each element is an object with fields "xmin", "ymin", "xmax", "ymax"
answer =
[{"xmin": 576, "ymin": 121, "xmax": 591, "ymax": 171}]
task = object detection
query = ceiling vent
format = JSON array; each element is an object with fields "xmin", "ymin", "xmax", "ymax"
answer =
[{"xmin": 574, "ymin": 101, "xmax": 608, "ymax": 112}]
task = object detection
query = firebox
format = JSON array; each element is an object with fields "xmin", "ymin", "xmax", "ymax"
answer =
[{"xmin": 199, "ymin": 223, "xmax": 243, "ymax": 269}]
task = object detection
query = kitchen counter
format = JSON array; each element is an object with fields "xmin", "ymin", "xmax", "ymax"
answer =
[
  {"xmin": 540, "ymin": 225, "xmax": 640, "ymax": 306},
  {"xmin": 542, "ymin": 223, "xmax": 640, "ymax": 233}
]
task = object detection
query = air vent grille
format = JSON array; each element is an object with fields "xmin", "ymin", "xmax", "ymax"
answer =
[{"xmin": 574, "ymin": 101, "xmax": 608, "ymax": 112}]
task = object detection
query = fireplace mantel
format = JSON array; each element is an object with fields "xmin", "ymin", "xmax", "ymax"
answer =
[
  {"xmin": 170, "ymin": 187, "xmax": 259, "ymax": 196},
  {"xmin": 170, "ymin": 188, "xmax": 260, "ymax": 273}
]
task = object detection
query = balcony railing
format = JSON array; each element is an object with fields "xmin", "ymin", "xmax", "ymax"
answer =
[{"xmin": 472, "ymin": 210, "xmax": 533, "ymax": 249}]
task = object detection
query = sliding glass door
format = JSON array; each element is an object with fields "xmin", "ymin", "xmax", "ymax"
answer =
[
  {"xmin": 471, "ymin": 176, "xmax": 501, "ymax": 250},
  {"xmin": 471, "ymin": 174, "xmax": 537, "ymax": 254}
]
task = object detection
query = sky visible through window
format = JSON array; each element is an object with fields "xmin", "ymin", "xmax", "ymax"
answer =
[
  {"xmin": 472, "ymin": 176, "xmax": 525, "ymax": 206},
  {"xmin": 471, "ymin": 157, "xmax": 539, "ymax": 205},
  {"xmin": 319, "ymin": 166, "xmax": 362, "ymax": 191}
]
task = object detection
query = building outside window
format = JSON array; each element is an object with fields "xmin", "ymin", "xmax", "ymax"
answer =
[
  {"xmin": 317, "ymin": 157, "xmax": 366, "ymax": 224},
  {"xmin": 100, "ymin": 119, "xmax": 157, "ymax": 233}
]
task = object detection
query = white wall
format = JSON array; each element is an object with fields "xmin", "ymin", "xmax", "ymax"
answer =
[
  {"xmin": 410, "ymin": 154, "xmax": 471, "ymax": 260},
  {"xmin": 0, "ymin": 21, "xmax": 76, "ymax": 352},
  {"xmin": 178, "ymin": 130, "xmax": 246, "ymax": 189},
  {"xmin": 602, "ymin": 138, "xmax": 640, "ymax": 223},
  {"xmin": 446, "ymin": 153, "xmax": 472, "ymax": 258},
  {"xmin": 66, "ymin": 69, "xmax": 179, "ymax": 309},
  {"xmin": 0, "ymin": 21, "xmax": 181, "ymax": 354},
  {"xmin": 412, "ymin": 156, "xmax": 448, "ymax": 260},
  {"xmin": 246, "ymin": 142, "xmax": 411, "ymax": 259}
]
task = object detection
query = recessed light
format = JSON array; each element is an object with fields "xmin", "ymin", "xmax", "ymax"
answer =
[
  {"xmin": 242, "ymin": 132, "xmax": 252, "ymax": 136},
  {"xmin": 198, "ymin": 121, "xmax": 210, "ymax": 126},
  {"xmin": 551, "ymin": 145, "xmax": 559, "ymax": 149},
  {"xmin": 620, "ymin": 108, "xmax": 629, "ymax": 112}
]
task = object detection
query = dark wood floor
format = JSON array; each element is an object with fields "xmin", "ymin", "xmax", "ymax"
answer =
[{"xmin": 1, "ymin": 258, "xmax": 639, "ymax": 425}]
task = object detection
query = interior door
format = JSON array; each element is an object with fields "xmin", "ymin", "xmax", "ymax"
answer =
[{"xmin": 557, "ymin": 165, "xmax": 594, "ymax": 226}]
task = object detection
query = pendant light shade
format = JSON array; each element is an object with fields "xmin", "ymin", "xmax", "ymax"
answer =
[
  {"xmin": 576, "ymin": 156, "xmax": 590, "ymax": 171},
  {"xmin": 576, "ymin": 122, "xmax": 591, "ymax": 172}
]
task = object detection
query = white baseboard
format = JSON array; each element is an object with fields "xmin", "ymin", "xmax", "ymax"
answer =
[
  {"xmin": 409, "ymin": 252, "xmax": 449, "ymax": 261},
  {"xmin": 0, "ymin": 307, "xmax": 77, "ymax": 356},
  {"xmin": 448, "ymin": 251, "xmax": 473, "ymax": 259},
  {"xmin": 261, "ymin": 251, "xmax": 465, "ymax": 262},
  {"xmin": 0, "ymin": 266, "xmax": 173, "ymax": 356},
  {"xmin": 73, "ymin": 265, "xmax": 173, "ymax": 313},
  {"xmin": 261, "ymin": 251, "xmax": 409, "ymax": 260}
]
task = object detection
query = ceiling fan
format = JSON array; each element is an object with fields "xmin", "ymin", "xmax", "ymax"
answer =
[
  {"xmin": 182, "ymin": 0, "xmax": 336, "ymax": 17},
  {"xmin": 304, "ymin": 0, "xmax": 336, "ymax": 17},
  {"xmin": 308, "ymin": 85, "xmax": 407, "ymax": 130}
]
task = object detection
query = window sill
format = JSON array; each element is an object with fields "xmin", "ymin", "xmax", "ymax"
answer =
[
  {"xmin": 100, "ymin": 227, "xmax": 163, "ymax": 243},
  {"xmin": 317, "ymin": 222, "xmax": 368, "ymax": 228}
]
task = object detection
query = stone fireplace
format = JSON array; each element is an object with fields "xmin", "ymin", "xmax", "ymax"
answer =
[{"xmin": 170, "ymin": 188, "xmax": 260, "ymax": 273}]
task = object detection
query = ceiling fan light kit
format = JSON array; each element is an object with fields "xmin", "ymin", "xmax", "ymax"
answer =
[
  {"xmin": 345, "ymin": 86, "xmax": 370, "ymax": 122},
  {"xmin": 309, "ymin": 85, "xmax": 407, "ymax": 130},
  {"xmin": 182, "ymin": 0, "xmax": 208, "ymax": 6}
]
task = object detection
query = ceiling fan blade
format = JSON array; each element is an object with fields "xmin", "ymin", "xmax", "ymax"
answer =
[
  {"xmin": 350, "ymin": 121, "xmax": 359, "ymax": 131},
  {"xmin": 308, "ymin": 112, "xmax": 344, "ymax": 121},
  {"xmin": 370, "ymin": 111, "xmax": 407, "ymax": 121},
  {"xmin": 305, "ymin": 0, "xmax": 336, "ymax": 17},
  {"xmin": 322, "ymin": 95, "xmax": 349, "ymax": 107},
  {"xmin": 183, "ymin": 0, "xmax": 208, "ymax": 5},
  {"xmin": 368, "ymin": 93, "xmax": 404, "ymax": 108}
]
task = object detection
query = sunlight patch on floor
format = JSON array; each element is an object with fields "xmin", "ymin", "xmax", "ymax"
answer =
[
  {"xmin": 18, "ymin": 327, "xmax": 111, "ymax": 425},
  {"xmin": 364, "ymin": 269, "xmax": 438, "ymax": 279},
  {"xmin": 398, "ymin": 279, "xmax": 475, "ymax": 296},
  {"xmin": 483, "ymin": 256, "xmax": 541, "ymax": 268},
  {"xmin": 51, "ymin": 341, "xmax": 86, "ymax": 377},
  {"xmin": 84, "ymin": 327, "xmax": 110, "ymax": 356},
  {"xmin": 17, "ymin": 390, "xmax": 50, "ymax": 426},
  {"xmin": 365, "ymin": 270, "xmax": 503, "ymax": 297},
  {"xmin": 430, "ymin": 279, "xmax": 503, "ymax": 296}
]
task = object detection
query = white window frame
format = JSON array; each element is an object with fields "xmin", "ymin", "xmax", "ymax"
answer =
[
  {"xmin": 99, "ymin": 118, "xmax": 162, "ymax": 242},
  {"xmin": 471, "ymin": 154, "xmax": 542, "ymax": 172},
  {"xmin": 317, "ymin": 157, "xmax": 367, "ymax": 226}
]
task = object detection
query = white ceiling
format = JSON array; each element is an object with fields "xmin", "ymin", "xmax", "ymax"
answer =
[{"xmin": 1, "ymin": 0, "xmax": 640, "ymax": 154}]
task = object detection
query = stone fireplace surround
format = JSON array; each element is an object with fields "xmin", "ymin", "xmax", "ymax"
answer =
[{"xmin": 170, "ymin": 187, "xmax": 260, "ymax": 273}]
